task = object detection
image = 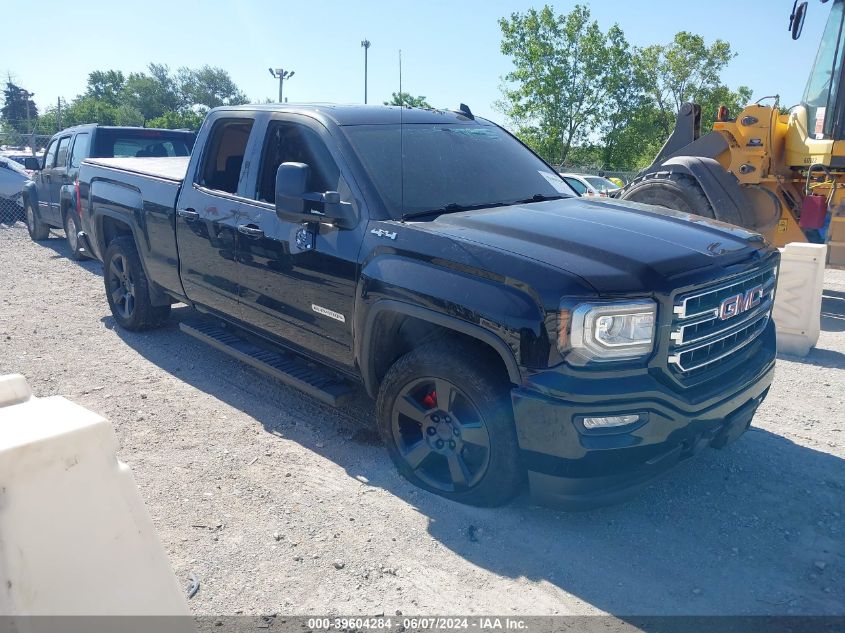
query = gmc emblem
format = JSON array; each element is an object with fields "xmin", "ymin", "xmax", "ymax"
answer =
[{"xmin": 719, "ymin": 285, "xmax": 764, "ymax": 320}]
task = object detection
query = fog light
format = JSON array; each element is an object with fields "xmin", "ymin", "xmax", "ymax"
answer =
[{"xmin": 582, "ymin": 414, "xmax": 640, "ymax": 429}]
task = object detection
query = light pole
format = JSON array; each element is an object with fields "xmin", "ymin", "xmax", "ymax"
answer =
[
  {"xmin": 361, "ymin": 39, "xmax": 371, "ymax": 104},
  {"xmin": 268, "ymin": 68, "xmax": 295, "ymax": 103},
  {"xmin": 23, "ymin": 90, "xmax": 35, "ymax": 155}
]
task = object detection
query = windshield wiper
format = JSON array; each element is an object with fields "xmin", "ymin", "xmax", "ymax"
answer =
[
  {"xmin": 508, "ymin": 193, "xmax": 567, "ymax": 205},
  {"xmin": 401, "ymin": 201, "xmax": 509, "ymax": 221},
  {"xmin": 401, "ymin": 194, "xmax": 566, "ymax": 222}
]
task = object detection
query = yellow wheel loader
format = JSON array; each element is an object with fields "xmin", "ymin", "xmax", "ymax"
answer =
[{"xmin": 620, "ymin": 0, "xmax": 845, "ymax": 263}]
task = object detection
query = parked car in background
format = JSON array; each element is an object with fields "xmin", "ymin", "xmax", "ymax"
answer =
[
  {"xmin": 22, "ymin": 125, "xmax": 196, "ymax": 259},
  {"xmin": 559, "ymin": 172, "xmax": 621, "ymax": 197},
  {"xmin": 0, "ymin": 151, "xmax": 40, "ymax": 177},
  {"xmin": 0, "ymin": 155, "xmax": 31, "ymax": 224}
]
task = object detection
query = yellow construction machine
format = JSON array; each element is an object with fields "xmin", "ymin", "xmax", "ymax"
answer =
[{"xmin": 620, "ymin": 0, "xmax": 845, "ymax": 264}]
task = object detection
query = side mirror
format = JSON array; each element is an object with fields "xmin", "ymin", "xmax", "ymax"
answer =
[
  {"xmin": 790, "ymin": 1, "xmax": 808, "ymax": 40},
  {"xmin": 24, "ymin": 156, "xmax": 41, "ymax": 171},
  {"xmin": 275, "ymin": 162, "xmax": 309, "ymax": 218},
  {"xmin": 275, "ymin": 162, "xmax": 355, "ymax": 228}
]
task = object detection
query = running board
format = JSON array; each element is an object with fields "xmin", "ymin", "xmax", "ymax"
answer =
[{"xmin": 179, "ymin": 319, "xmax": 354, "ymax": 407}]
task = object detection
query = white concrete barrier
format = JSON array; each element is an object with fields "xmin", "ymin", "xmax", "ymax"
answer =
[
  {"xmin": 0, "ymin": 374, "xmax": 191, "ymax": 619},
  {"xmin": 773, "ymin": 243, "xmax": 827, "ymax": 356}
]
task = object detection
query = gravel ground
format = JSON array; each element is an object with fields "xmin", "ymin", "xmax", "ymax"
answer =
[{"xmin": 1, "ymin": 225, "xmax": 843, "ymax": 617}]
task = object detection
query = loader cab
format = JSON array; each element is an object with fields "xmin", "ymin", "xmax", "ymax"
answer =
[{"xmin": 801, "ymin": 0, "xmax": 845, "ymax": 141}]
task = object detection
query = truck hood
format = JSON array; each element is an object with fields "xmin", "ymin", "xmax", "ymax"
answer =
[{"xmin": 419, "ymin": 197, "xmax": 770, "ymax": 294}]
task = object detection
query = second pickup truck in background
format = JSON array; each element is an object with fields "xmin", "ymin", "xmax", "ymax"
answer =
[{"xmin": 22, "ymin": 125, "xmax": 195, "ymax": 259}]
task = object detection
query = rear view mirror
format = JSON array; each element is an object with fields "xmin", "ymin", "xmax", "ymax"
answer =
[
  {"xmin": 275, "ymin": 162, "xmax": 356, "ymax": 229},
  {"xmin": 24, "ymin": 156, "xmax": 41, "ymax": 171}
]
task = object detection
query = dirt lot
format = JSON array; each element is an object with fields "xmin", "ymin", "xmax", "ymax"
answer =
[{"xmin": 1, "ymin": 225, "xmax": 843, "ymax": 618}]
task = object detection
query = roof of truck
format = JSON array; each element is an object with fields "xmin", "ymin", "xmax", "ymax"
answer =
[{"xmin": 211, "ymin": 103, "xmax": 493, "ymax": 126}]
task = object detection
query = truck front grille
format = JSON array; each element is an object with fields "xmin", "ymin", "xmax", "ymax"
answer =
[{"xmin": 667, "ymin": 265, "xmax": 777, "ymax": 375}]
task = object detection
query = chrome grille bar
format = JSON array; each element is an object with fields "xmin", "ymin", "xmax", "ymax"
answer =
[{"xmin": 668, "ymin": 265, "xmax": 776, "ymax": 374}]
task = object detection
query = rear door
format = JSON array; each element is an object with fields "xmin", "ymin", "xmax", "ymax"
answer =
[
  {"xmin": 175, "ymin": 116, "xmax": 254, "ymax": 315},
  {"xmin": 51, "ymin": 135, "xmax": 73, "ymax": 220},
  {"xmin": 235, "ymin": 114, "xmax": 362, "ymax": 369}
]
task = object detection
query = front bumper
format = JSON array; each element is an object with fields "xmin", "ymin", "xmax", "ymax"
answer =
[{"xmin": 511, "ymin": 322, "xmax": 776, "ymax": 509}]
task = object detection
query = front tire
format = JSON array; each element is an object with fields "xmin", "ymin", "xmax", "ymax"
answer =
[
  {"xmin": 376, "ymin": 339, "xmax": 523, "ymax": 506},
  {"xmin": 25, "ymin": 201, "xmax": 50, "ymax": 241},
  {"xmin": 103, "ymin": 236, "xmax": 171, "ymax": 331},
  {"xmin": 63, "ymin": 211, "xmax": 83, "ymax": 260}
]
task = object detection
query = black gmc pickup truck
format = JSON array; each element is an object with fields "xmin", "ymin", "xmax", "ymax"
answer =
[{"xmin": 76, "ymin": 104, "xmax": 778, "ymax": 508}]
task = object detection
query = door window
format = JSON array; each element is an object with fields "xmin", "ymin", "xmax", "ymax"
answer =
[
  {"xmin": 69, "ymin": 133, "xmax": 91, "ymax": 168},
  {"xmin": 55, "ymin": 136, "xmax": 71, "ymax": 168},
  {"xmin": 42, "ymin": 139, "xmax": 58, "ymax": 169},
  {"xmin": 198, "ymin": 119, "xmax": 254, "ymax": 194},
  {"xmin": 254, "ymin": 121, "xmax": 341, "ymax": 205}
]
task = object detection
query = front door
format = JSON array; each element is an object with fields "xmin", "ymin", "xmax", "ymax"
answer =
[
  {"xmin": 236, "ymin": 116, "xmax": 362, "ymax": 370},
  {"xmin": 175, "ymin": 117, "xmax": 254, "ymax": 316},
  {"xmin": 35, "ymin": 138, "xmax": 58, "ymax": 223}
]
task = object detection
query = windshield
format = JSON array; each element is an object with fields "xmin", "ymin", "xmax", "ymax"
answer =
[
  {"xmin": 584, "ymin": 176, "xmax": 619, "ymax": 191},
  {"xmin": 802, "ymin": 0, "xmax": 845, "ymax": 138},
  {"xmin": 340, "ymin": 122, "xmax": 574, "ymax": 218},
  {"xmin": 0, "ymin": 156, "xmax": 29, "ymax": 177}
]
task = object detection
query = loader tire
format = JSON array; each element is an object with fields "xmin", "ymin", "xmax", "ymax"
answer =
[{"xmin": 621, "ymin": 172, "xmax": 719, "ymax": 221}]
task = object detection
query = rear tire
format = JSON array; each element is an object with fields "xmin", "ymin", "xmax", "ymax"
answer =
[
  {"xmin": 376, "ymin": 338, "xmax": 523, "ymax": 507},
  {"xmin": 64, "ymin": 210, "xmax": 84, "ymax": 260},
  {"xmin": 621, "ymin": 172, "xmax": 718, "ymax": 219},
  {"xmin": 25, "ymin": 201, "xmax": 50, "ymax": 241},
  {"xmin": 103, "ymin": 236, "xmax": 171, "ymax": 331}
]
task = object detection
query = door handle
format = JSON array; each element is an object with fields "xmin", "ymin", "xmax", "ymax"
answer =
[
  {"xmin": 237, "ymin": 224, "xmax": 264, "ymax": 238},
  {"xmin": 177, "ymin": 208, "xmax": 199, "ymax": 221}
]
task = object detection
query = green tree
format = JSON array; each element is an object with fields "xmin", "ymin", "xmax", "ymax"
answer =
[
  {"xmin": 639, "ymin": 32, "xmax": 751, "ymax": 136},
  {"xmin": 1, "ymin": 80, "xmax": 38, "ymax": 133},
  {"xmin": 146, "ymin": 109, "xmax": 204, "ymax": 131},
  {"xmin": 384, "ymin": 92, "xmax": 431, "ymax": 108},
  {"xmin": 122, "ymin": 64, "xmax": 181, "ymax": 124},
  {"xmin": 498, "ymin": 5, "xmax": 620, "ymax": 165},
  {"xmin": 178, "ymin": 66, "xmax": 248, "ymax": 109},
  {"xmin": 84, "ymin": 70, "xmax": 126, "ymax": 107}
]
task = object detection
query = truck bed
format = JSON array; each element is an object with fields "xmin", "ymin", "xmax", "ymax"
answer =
[
  {"xmin": 82, "ymin": 156, "xmax": 189, "ymax": 182},
  {"xmin": 79, "ymin": 156, "xmax": 187, "ymax": 295}
]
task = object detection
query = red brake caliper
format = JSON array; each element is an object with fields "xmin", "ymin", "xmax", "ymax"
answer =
[{"xmin": 421, "ymin": 390, "xmax": 437, "ymax": 410}]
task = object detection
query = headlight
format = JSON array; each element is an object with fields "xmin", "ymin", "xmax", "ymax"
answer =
[{"xmin": 560, "ymin": 300, "xmax": 656, "ymax": 362}]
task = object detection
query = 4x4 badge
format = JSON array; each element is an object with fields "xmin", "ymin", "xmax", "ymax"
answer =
[{"xmin": 371, "ymin": 228, "xmax": 397, "ymax": 240}]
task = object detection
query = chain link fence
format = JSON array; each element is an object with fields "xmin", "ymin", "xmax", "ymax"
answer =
[
  {"xmin": 1, "ymin": 125, "xmax": 55, "ymax": 227},
  {"xmin": 554, "ymin": 165, "xmax": 639, "ymax": 184}
]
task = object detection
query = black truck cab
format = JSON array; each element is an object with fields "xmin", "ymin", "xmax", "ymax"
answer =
[{"xmin": 75, "ymin": 105, "xmax": 778, "ymax": 508}]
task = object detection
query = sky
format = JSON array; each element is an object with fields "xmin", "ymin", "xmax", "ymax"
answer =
[{"xmin": 2, "ymin": 0, "xmax": 831, "ymax": 126}]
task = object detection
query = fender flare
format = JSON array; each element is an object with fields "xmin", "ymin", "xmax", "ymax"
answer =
[
  {"xmin": 21, "ymin": 181, "xmax": 38, "ymax": 211},
  {"xmin": 647, "ymin": 155, "xmax": 753, "ymax": 228},
  {"xmin": 58, "ymin": 185, "xmax": 75, "ymax": 219},
  {"xmin": 358, "ymin": 299, "xmax": 523, "ymax": 398},
  {"xmin": 95, "ymin": 209, "xmax": 172, "ymax": 307}
]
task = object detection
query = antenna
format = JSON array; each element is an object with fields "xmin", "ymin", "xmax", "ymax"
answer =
[{"xmin": 399, "ymin": 49, "xmax": 404, "ymax": 218}]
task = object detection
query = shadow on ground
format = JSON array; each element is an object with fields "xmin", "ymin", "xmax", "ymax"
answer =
[
  {"xmin": 822, "ymin": 289, "xmax": 845, "ymax": 333},
  {"xmin": 103, "ymin": 302, "xmax": 845, "ymax": 619}
]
